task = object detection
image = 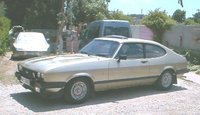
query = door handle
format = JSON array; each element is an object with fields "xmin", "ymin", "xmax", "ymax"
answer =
[{"xmin": 141, "ymin": 60, "xmax": 148, "ymax": 63}]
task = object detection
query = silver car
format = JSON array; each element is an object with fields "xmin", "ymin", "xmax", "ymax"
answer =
[
  {"xmin": 15, "ymin": 36, "xmax": 188, "ymax": 103},
  {"xmin": 12, "ymin": 32, "xmax": 50, "ymax": 58}
]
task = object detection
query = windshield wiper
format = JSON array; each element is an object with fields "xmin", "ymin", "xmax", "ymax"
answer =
[
  {"xmin": 94, "ymin": 54, "xmax": 108, "ymax": 57},
  {"xmin": 80, "ymin": 51, "xmax": 90, "ymax": 55}
]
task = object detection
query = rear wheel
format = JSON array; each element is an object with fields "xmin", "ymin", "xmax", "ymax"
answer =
[
  {"xmin": 64, "ymin": 79, "xmax": 90, "ymax": 104},
  {"xmin": 157, "ymin": 71, "xmax": 173, "ymax": 90}
]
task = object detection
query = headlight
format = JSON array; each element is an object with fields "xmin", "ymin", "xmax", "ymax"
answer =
[
  {"xmin": 32, "ymin": 72, "xmax": 36, "ymax": 78},
  {"xmin": 36, "ymin": 72, "xmax": 43, "ymax": 78},
  {"xmin": 35, "ymin": 72, "xmax": 44, "ymax": 81}
]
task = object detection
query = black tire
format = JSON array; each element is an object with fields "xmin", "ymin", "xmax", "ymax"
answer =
[
  {"xmin": 157, "ymin": 71, "xmax": 174, "ymax": 90},
  {"xmin": 64, "ymin": 79, "xmax": 90, "ymax": 104}
]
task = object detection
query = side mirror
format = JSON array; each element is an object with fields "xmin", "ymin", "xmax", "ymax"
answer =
[{"xmin": 117, "ymin": 55, "xmax": 127, "ymax": 63}]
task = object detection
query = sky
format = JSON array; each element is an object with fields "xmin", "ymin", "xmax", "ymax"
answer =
[{"xmin": 108, "ymin": 0, "xmax": 200, "ymax": 18}]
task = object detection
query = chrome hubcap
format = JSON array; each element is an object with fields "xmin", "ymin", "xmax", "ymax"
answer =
[
  {"xmin": 161, "ymin": 72, "xmax": 173, "ymax": 88},
  {"xmin": 71, "ymin": 81, "xmax": 87, "ymax": 100}
]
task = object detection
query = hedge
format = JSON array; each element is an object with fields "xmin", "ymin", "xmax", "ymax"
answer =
[{"xmin": 0, "ymin": 16, "xmax": 11, "ymax": 55}]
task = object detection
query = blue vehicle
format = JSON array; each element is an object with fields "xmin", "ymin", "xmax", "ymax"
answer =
[{"xmin": 79, "ymin": 20, "xmax": 133, "ymax": 49}]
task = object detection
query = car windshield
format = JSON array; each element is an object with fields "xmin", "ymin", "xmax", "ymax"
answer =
[
  {"xmin": 104, "ymin": 26, "xmax": 129, "ymax": 37},
  {"xmin": 16, "ymin": 33, "xmax": 47, "ymax": 44},
  {"xmin": 79, "ymin": 40, "xmax": 119, "ymax": 58}
]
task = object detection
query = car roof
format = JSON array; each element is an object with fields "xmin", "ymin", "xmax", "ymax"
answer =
[
  {"xmin": 19, "ymin": 32, "xmax": 43, "ymax": 35},
  {"xmin": 95, "ymin": 37, "xmax": 160, "ymax": 45},
  {"xmin": 92, "ymin": 20, "xmax": 129, "ymax": 23},
  {"xmin": 95, "ymin": 37, "xmax": 171, "ymax": 52}
]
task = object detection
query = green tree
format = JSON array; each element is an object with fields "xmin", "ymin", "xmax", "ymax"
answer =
[
  {"xmin": 0, "ymin": 1, "xmax": 11, "ymax": 55},
  {"xmin": 0, "ymin": 1, "xmax": 6, "ymax": 16},
  {"xmin": 24, "ymin": 0, "xmax": 61, "ymax": 29},
  {"xmin": 141, "ymin": 9, "xmax": 175, "ymax": 43},
  {"xmin": 4, "ymin": 0, "xmax": 32, "ymax": 26},
  {"xmin": 193, "ymin": 10, "xmax": 200, "ymax": 24},
  {"xmin": 172, "ymin": 9, "xmax": 186, "ymax": 23},
  {"xmin": 109, "ymin": 10, "xmax": 132, "ymax": 23},
  {"xmin": 5, "ymin": 0, "xmax": 109, "ymax": 28},
  {"xmin": 72, "ymin": 0, "xmax": 109, "ymax": 25},
  {"xmin": 184, "ymin": 18, "xmax": 198, "ymax": 25}
]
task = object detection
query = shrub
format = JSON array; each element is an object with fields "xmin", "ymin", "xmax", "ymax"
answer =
[
  {"xmin": 174, "ymin": 49, "xmax": 200, "ymax": 65},
  {"xmin": 0, "ymin": 16, "xmax": 11, "ymax": 55},
  {"xmin": 141, "ymin": 9, "xmax": 175, "ymax": 43},
  {"xmin": 187, "ymin": 51, "xmax": 200, "ymax": 65},
  {"xmin": 184, "ymin": 19, "xmax": 199, "ymax": 25}
]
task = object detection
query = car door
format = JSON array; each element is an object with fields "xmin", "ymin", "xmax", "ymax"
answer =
[
  {"xmin": 144, "ymin": 44, "xmax": 167, "ymax": 77},
  {"xmin": 108, "ymin": 43, "xmax": 151, "ymax": 89}
]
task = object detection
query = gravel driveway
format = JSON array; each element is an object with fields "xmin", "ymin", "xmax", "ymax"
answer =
[
  {"xmin": 1, "ymin": 78, "xmax": 200, "ymax": 114},
  {"xmin": 1, "ymin": 53, "xmax": 200, "ymax": 114}
]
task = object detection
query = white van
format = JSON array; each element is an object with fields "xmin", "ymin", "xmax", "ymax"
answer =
[{"xmin": 79, "ymin": 20, "xmax": 132, "ymax": 48}]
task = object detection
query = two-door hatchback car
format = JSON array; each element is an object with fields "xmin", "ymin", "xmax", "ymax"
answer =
[{"xmin": 15, "ymin": 36, "xmax": 188, "ymax": 103}]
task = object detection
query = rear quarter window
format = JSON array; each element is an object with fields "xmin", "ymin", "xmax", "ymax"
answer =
[{"xmin": 145, "ymin": 44, "xmax": 166, "ymax": 58}]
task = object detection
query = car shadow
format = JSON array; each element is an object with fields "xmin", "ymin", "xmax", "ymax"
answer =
[
  {"xmin": 10, "ymin": 85, "xmax": 186, "ymax": 113},
  {"xmin": 10, "ymin": 56, "xmax": 31, "ymax": 61}
]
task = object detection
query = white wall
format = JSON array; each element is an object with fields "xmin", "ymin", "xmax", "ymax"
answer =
[
  {"xmin": 131, "ymin": 25, "xmax": 153, "ymax": 40},
  {"xmin": 163, "ymin": 25, "xmax": 200, "ymax": 51},
  {"xmin": 131, "ymin": 25, "xmax": 200, "ymax": 51}
]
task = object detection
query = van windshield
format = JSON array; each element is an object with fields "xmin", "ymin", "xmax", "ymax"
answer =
[{"xmin": 104, "ymin": 26, "xmax": 129, "ymax": 37}]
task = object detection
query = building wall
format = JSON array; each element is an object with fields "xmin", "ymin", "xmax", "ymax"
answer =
[
  {"xmin": 131, "ymin": 25, "xmax": 200, "ymax": 51},
  {"xmin": 163, "ymin": 25, "xmax": 200, "ymax": 51},
  {"xmin": 131, "ymin": 25, "xmax": 153, "ymax": 40}
]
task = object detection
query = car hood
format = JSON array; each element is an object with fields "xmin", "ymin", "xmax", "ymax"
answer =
[{"xmin": 19, "ymin": 54, "xmax": 109, "ymax": 73}]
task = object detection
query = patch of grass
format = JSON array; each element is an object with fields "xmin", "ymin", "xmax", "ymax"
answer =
[
  {"xmin": 174, "ymin": 48, "xmax": 200, "ymax": 65},
  {"xmin": 188, "ymin": 64, "xmax": 200, "ymax": 71},
  {"xmin": 187, "ymin": 64, "xmax": 200, "ymax": 75}
]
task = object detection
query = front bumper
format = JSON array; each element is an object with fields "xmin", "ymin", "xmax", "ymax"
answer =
[
  {"xmin": 15, "ymin": 72, "xmax": 65, "ymax": 98},
  {"xmin": 12, "ymin": 51, "xmax": 49, "ymax": 58}
]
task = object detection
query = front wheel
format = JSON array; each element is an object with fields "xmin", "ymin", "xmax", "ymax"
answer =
[
  {"xmin": 64, "ymin": 79, "xmax": 90, "ymax": 104},
  {"xmin": 157, "ymin": 71, "xmax": 173, "ymax": 90}
]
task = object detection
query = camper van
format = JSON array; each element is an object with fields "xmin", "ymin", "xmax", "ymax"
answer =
[{"xmin": 79, "ymin": 20, "xmax": 132, "ymax": 48}]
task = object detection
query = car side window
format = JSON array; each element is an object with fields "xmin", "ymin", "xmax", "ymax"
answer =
[
  {"xmin": 117, "ymin": 43, "xmax": 144, "ymax": 59},
  {"xmin": 145, "ymin": 44, "xmax": 166, "ymax": 58}
]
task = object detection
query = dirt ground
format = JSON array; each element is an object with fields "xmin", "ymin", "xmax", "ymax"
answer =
[{"xmin": 0, "ymin": 52, "xmax": 19, "ymax": 85}]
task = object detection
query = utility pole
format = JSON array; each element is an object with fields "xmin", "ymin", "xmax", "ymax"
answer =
[{"xmin": 178, "ymin": 0, "xmax": 183, "ymax": 7}]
